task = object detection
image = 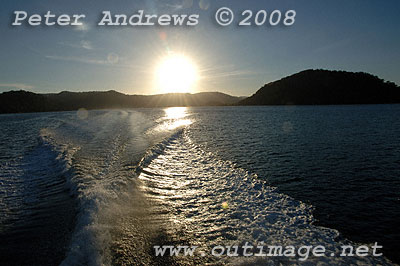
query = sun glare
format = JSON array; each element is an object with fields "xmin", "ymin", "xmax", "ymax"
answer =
[{"xmin": 155, "ymin": 54, "xmax": 198, "ymax": 94}]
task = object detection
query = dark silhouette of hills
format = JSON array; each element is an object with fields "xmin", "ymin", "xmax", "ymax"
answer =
[
  {"xmin": 239, "ymin": 69, "xmax": 400, "ymax": 105},
  {"xmin": 1, "ymin": 69, "xmax": 399, "ymax": 114},
  {"xmin": 0, "ymin": 91, "xmax": 244, "ymax": 114}
]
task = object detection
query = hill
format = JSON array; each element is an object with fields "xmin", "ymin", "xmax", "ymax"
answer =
[
  {"xmin": 2, "ymin": 69, "xmax": 399, "ymax": 114},
  {"xmin": 239, "ymin": 69, "xmax": 400, "ymax": 105},
  {"xmin": 0, "ymin": 91, "xmax": 244, "ymax": 114}
]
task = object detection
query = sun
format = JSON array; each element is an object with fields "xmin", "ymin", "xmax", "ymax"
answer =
[{"xmin": 155, "ymin": 54, "xmax": 198, "ymax": 94}]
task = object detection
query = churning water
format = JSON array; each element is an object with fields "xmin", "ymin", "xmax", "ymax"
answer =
[{"xmin": 0, "ymin": 105, "xmax": 399, "ymax": 265}]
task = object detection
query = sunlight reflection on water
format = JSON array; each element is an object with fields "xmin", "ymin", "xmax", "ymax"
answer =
[
  {"xmin": 164, "ymin": 107, "xmax": 187, "ymax": 119},
  {"xmin": 156, "ymin": 107, "xmax": 193, "ymax": 131}
]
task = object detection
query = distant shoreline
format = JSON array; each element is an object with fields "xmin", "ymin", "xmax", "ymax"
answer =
[
  {"xmin": 2, "ymin": 103, "xmax": 400, "ymax": 117},
  {"xmin": 1, "ymin": 69, "xmax": 399, "ymax": 114}
]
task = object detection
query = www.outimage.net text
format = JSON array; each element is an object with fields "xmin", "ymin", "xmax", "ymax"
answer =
[{"xmin": 154, "ymin": 242, "xmax": 384, "ymax": 261}]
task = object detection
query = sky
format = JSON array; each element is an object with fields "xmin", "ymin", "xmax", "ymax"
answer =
[{"xmin": 0, "ymin": 0, "xmax": 399, "ymax": 96}]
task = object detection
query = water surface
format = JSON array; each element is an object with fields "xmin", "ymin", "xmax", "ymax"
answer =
[{"xmin": 0, "ymin": 105, "xmax": 398, "ymax": 265}]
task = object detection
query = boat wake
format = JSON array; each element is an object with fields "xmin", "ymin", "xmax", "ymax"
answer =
[
  {"xmin": 0, "ymin": 109, "xmax": 394, "ymax": 265},
  {"xmin": 131, "ymin": 129, "xmax": 392, "ymax": 265}
]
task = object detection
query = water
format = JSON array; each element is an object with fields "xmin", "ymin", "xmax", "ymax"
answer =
[{"xmin": 0, "ymin": 105, "xmax": 399, "ymax": 265}]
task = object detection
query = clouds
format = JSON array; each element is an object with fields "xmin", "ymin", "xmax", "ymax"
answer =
[
  {"xmin": 80, "ymin": 41, "xmax": 93, "ymax": 50},
  {"xmin": 59, "ymin": 40, "xmax": 93, "ymax": 50},
  {"xmin": 45, "ymin": 53, "xmax": 125, "ymax": 66},
  {"xmin": 200, "ymin": 64, "xmax": 259, "ymax": 81},
  {"xmin": 45, "ymin": 55, "xmax": 108, "ymax": 65},
  {"xmin": 0, "ymin": 83, "xmax": 34, "ymax": 90},
  {"xmin": 73, "ymin": 22, "xmax": 90, "ymax": 32}
]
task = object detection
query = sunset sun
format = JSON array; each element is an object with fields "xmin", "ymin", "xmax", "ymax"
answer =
[{"xmin": 155, "ymin": 54, "xmax": 198, "ymax": 94}]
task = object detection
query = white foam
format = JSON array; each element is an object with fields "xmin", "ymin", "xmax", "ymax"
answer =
[{"xmin": 136, "ymin": 130, "xmax": 393, "ymax": 265}]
